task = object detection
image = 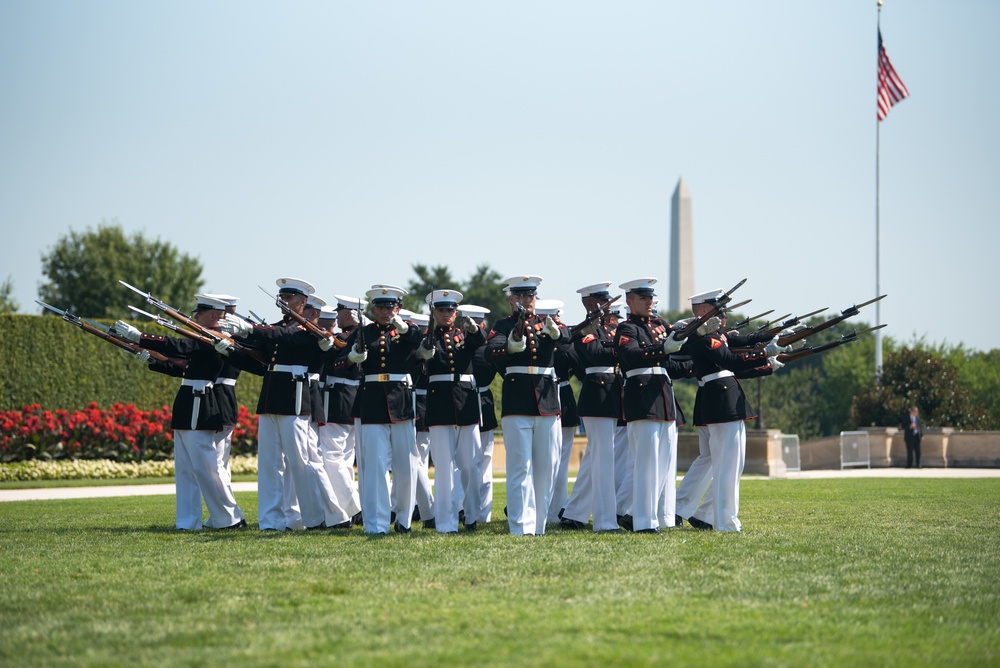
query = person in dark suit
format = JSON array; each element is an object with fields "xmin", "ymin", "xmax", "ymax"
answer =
[{"xmin": 903, "ymin": 406, "xmax": 922, "ymax": 468}]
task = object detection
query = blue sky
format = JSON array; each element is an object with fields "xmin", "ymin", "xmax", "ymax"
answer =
[{"xmin": 2, "ymin": 2, "xmax": 998, "ymax": 352}]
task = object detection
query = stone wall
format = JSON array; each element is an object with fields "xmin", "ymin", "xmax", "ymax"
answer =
[{"xmin": 797, "ymin": 428, "xmax": 1000, "ymax": 469}]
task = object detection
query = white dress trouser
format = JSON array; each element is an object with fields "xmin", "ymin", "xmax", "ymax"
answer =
[
  {"xmin": 694, "ymin": 421, "xmax": 746, "ymax": 532},
  {"xmin": 258, "ymin": 414, "xmax": 343, "ymax": 530},
  {"xmin": 173, "ymin": 429, "xmax": 244, "ymax": 530},
  {"xmin": 614, "ymin": 424, "xmax": 633, "ymax": 516},
  {"xmin": 564, "ymin": 417, "xmax": 618, "ymax": 531},
  {"xmin": 307, "ymin": 422, "xmax": 352, "ymax": 527},
  {"xmin": 627, "ymin": 419, "xmax": 677, "ymax": 531},
  {"xmin": 413, "ymin": 429, "xmax": 434, "ymax": 523},
  {"xmin": 430, "ymin": 424, "xmax": 482, "ymax": 532},
  {"xmin": 318, "ymin": 422, "xmax": 362, "ymax": 518},
  {"xmin": 477, "ymin": 429, "xmax": 495, "ymax": 523},
  {"xmin": 360, "ymin": 421, "xmax": 418, "ymax": 534},
  {"xmin": 548, "ymin": 426, "xmax": 577, "ymax": 522},
  {"xmin": 501, "ymin": 414, "xmax": 560, "ymax": 536},
  {"xmin": 675, "ymin": 426, "xmax": 714, "ymax": 522}
]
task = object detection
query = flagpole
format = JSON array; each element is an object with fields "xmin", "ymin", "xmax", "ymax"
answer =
[{"xmin": 874, "ymin": 0, "xmax": 883, "ymax": 382}]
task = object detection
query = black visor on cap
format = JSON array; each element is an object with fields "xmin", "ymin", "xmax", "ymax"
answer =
[
  {"xmin": 588, "ymin": 291, "xmax": 611, "ymax": 300},
  {"xmin": 510, "ymin": 287, "xmax": 537, "ymax": 295},
  {"xmin": 629, "ymin": 287, "xmax": 656, "ymax": 296},
  {"xmin": 278, "ymin": 287, "xmax": 306, "ymax": 296}
]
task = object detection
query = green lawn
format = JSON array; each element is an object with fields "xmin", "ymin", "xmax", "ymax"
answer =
[{"xmin": 1, "ymin": 479, "xmax": 997, "ymax": 667}]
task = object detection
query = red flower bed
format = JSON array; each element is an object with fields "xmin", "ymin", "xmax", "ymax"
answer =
[{"xmin": 0, "ymin": 403, "xmax": 259, "ymax": 463}]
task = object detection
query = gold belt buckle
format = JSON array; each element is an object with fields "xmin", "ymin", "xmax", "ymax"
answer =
[{"xmin": 377, "ymin": 373, "xmax": 389, "ymax": 382}]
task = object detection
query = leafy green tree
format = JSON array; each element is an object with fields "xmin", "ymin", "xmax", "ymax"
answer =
[
  {"xmin": 943, "ymin": 346, "xmax": 1000, "ymax": 429},
  {"xmin": 460, "ymin": 264, "xmax": 508, "ymax": 326},
  {"xmin": 403, "ymin": 264, "xmax": 457, "ymax": 313},
  {"xmin": 0, "ymin": 276, "xmax": 19, "ymax": 314},
  {"xmin": 851, "ymin": 347, "xmax": 990, "ymax": 430},
  {"xmin": 404, "ymin": 263, "xmax": 508, "ymax": 326},
  {"xmin": 38, "ymin": 222, "xmax": 204, "ymax": 319}
]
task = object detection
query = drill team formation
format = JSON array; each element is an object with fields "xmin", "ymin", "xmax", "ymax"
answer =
[{"xmin": 38, "ymin": 276, "xmax": 885, "ymax": 536}]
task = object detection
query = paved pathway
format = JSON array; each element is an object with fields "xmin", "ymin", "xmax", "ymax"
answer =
[{"xmin": 1, "ymin": 468, "xmax": 997, "ymax": 502}]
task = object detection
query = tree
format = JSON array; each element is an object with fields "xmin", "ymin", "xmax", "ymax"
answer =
[
  {"xmin": 851, "ymin": 347, "xmax": 991, "ymax": 430},
  {"xmin": 403, "ymin": 264, "xmax": 457, "ymax": 313},
  {"xmin": 460, "ymin": 264, "xmax": 508, "ymax": 325},
  {"xmin": 38, "ymin": 222, "xmax": 204, "ymax": 319},
  {"xmin": 0, "ymin": 276, "xmax": 19, "ymax": 314},
  {"xmin": 404, "ymin": 263, "xmax": 509, "ymax": 326}
]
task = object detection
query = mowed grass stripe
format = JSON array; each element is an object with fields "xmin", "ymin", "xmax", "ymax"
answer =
[{"xmin": 0, "ymin": 479, "xmax": 997, "ymax": 667}]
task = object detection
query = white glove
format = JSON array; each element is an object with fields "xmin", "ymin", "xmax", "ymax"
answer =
[
  {"xmin": 347, "ymin": 344, "xmax": 367, "ymax": 364},
  {"xmin": 391, "ymin": 313, "xmax": 408, "ymax": 334},
  {"xmin": 780, "ymin": 325, "xmax": 808, "ymax": 350},
  {"xmin": 671, "ymin": 317, "xmax": 695, "ymax": 330},
  {"xmin": 133, "ymin": 349, "xmax": 152, "ymax": 364},
  {"xmin": 769, "ymin": 355, "xmax": 785, "ymax": 370},
  {"xmin": 213, "ymin": 338, "xmax": 233, "ymax": 356},
  {"xmin": 462, "ymin": 316, "xmax": 479, "ymax": 333},
  {"xmin": 540, "ymin": 316, "xmax": 560, "ymax": 339},
  {"xmin": 696, "ymin": 316, "xmax": 722, "ymax": 337},
  {"xmin": 506, "ymin": 336, "xmax": 527, "ymax": 354},
  {"xmin": 114, "ymin": 320, "xmax": 141, "ymax": 343},
  {"xmin": 414, "ymin": 340, "xmax": 435, "ymax": 361},
  {"xmin": 219, "ymin": 313, "xmax": 253, "ymax": 337},
  {"xmin": 663, "ymin": 332, "xmax": 684, "ymax": 354},
  {"xmin": 317, "ymin": 336, "xmax": 334, "ymax": 352},
  {"xmin": 764, "ymin": 336, "xmax": 786, "ymax": 358},
  {"xmin": 358, "ymin": 313, "xmax": 371, "ymax": 327}
]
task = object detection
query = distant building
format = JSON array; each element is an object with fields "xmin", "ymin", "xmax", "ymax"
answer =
[{"xmin": 669, "ymin": 177, "xmax": 694, "ymax": 313}]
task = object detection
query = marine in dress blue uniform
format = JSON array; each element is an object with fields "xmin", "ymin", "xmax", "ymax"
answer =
[
  {"xmin": 333, "ymin": 285, "xmax": 423, "ymax": 535},
  {"xmin": 614, "ymin": 278, "xmax": 693, "ymax": 533},
  {"xmin": 461, "ymin": 304, "xmax": 498, "ymax": 524},
  {"xmin": 485, "ymin": 276, "xmax": 571, "ymax": 536}
]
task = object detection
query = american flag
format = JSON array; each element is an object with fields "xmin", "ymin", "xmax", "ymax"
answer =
[{"xmin": 877, "ymin": 29, "xmax": 909, "ymax": 121}]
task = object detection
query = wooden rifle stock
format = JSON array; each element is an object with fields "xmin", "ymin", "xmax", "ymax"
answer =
[{"xmin": 675, "ymin": 298, "xmax": 752, "ymax": 341}]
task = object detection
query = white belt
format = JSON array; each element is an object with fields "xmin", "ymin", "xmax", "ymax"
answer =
[
  {"xmin": 181, "ymin": 379, "xmax": 214, "ymax": 392},
  {"xmin": 308, "ymin": 373, "xmax": 320, "ymax": 382},
  {"xmin": 326, "ymin": 376, "xmax": 360, "ymax": 386},
  {"xmin": 625, "ymin": 367, "xmax": 669, "ymax": 378},
  {"xmin": 429, "ymin": 373, "xmax": 475, "ymax": 384},
  {"xmin": 270, "ymin": 364, "xmax": 309, "ymax": 377},
  {"xmin": 415, "ymin": 388, "xmax": 427, "ymax": 396},
  {"xmin": 364, "ymin": 373, "xmax": 411, "ymax": 383},
  {"xmin": 478, "ymin": 386, "xmax": 491, "ymax": 394},
  {"xmin": 181, "ymin": 380, "xmax": 213, "ymax": 430},
  {"xmin": 558, "ymin": 381, "xmax": 570, "ymax": 389},
  {"xmin": 585, "ymin": 366, "xmax": 616, "ymax": 374},
  {"xmin": 698, "ymin": 370, "xmax": 735, "ymax": 387},
  {"xmin": 506, "ymin": 366, "xmax": 555, "ymax": 376},
  {"xmin": 213, "ymin": 377, "xmax": 237, "ymax": 387}
]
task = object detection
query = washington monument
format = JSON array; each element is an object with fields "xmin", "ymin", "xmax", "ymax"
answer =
[{"xmin": 669, "ymin": 177, "xmax": 695, "ymax": 312}]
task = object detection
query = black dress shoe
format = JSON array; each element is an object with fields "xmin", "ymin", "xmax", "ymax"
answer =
[
  {"xmin": 423, "ymin": 518, "xmax": 436, "ymax": 530},
  {"xmin": 617, "ymin": 514, "xmax": 634, "ymax": 532},
  {"xmin": 687, "ymin": 517, "xmax": 714, "ymax": 531},
  {"xmin": 412, "ymin": 506, "xmax": 421, "ymax": 522},
  {"xmin": 559, "ymin": 517, "xmax": 588, "ymax": 530},
  {"xmin": 464, "ymin": 522, "xmax": 477, "ymax": 531},
  {"xmin": 390, "ymin": 511, "xmax": 397, "ymax": 524},
  {"xmin": 458, "ymin": 510, "xmax": 466, "ymax": 524},
  {"xmin": 220, "ymin": 518, "xmax": 248, "ymax": 530},
  {"xmin": 352, "ymin": 512, "xmax": 364, "ymax": 526},
  {"xmin": 503, "ymin": 505, "xmax": 508, "ymax": 517},
  {"xmin": 635, "ymin": 528, "xmax": 663, "ymax": 535},
  {"xmin": 330, "ymin": 520, "xmax": 352, "ymax": 529},
  {"xmin": 306, "ymin": 522, "xmax": 327, "ymax": 531},
  {"xmin": 558, "ymin": 508, "xmax": 565, "ymax": 520},
  {"xmin": 393, "ymin": 521, "xmax": 411, "ymax": 534},
  {"xmin": 674, "ymin": 515, "xmax": 685, "ymax": 528}
]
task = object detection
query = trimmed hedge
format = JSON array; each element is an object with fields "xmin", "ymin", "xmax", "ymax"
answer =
[{"xmin": 0, "ymin": 314, "xmax": 262, "ymax": 411}]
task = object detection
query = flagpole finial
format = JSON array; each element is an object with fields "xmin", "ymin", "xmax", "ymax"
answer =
[{"xmin": 877, "ymin": 0, "xmax": 883, "ymax": 6}]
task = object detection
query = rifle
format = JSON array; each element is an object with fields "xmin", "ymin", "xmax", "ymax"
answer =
[
  {"xmin": 753, "ymin": 307, "xmax": 827, "ymax": 338},
  {"xmin": 776, "ymin": 324, "xmax": 887, "ymax": 364},
  {"xmin": 120, "ymin": 280, "xmax": 234, "ymax": 345},
  {"xmin": 673, "ymin": 278, "xmax": 749, "ymax": 341},
  {"xmin": 511, "ymin": 301, "xmax": 529, "ymax": 342},
  {"xmin": 128, "ymin": 305, "xmax": 218, "ymax": 347},
  {"xmin": 774, "ymin": 295, "xmax": 886, "ymax": 347},
  {"xmin": 36, "ymin": 300, "xmax": 186, "ymax": 369},
  {"xmin": 729, "ymin": 309, "xmax": 775, "ymax": 332},
  {"xmin": 570, "ymin": 294, "xmax": 621, "ymax": 337},
  {"xmin": 256, "ymin": 285, "xmax": 334, "ymax": 342}
]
